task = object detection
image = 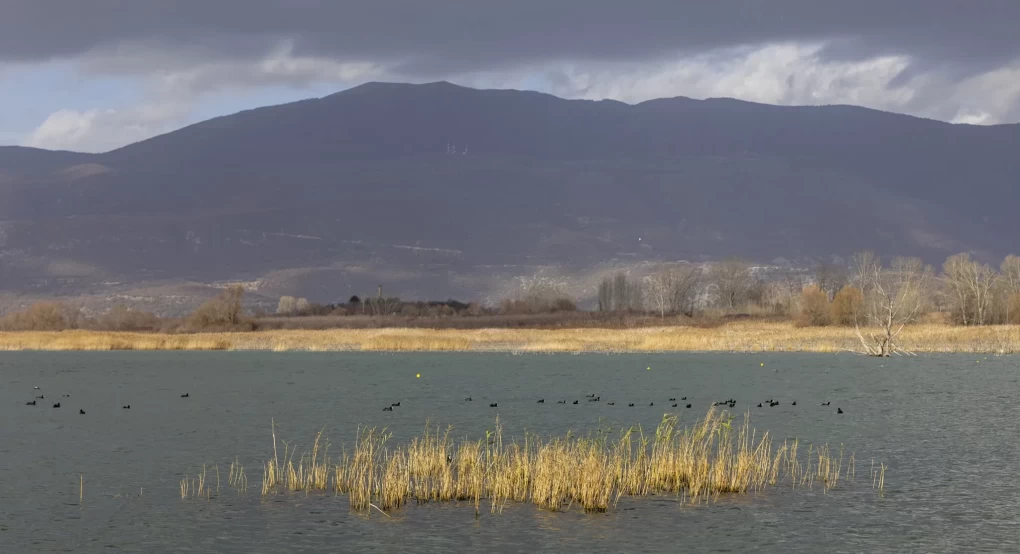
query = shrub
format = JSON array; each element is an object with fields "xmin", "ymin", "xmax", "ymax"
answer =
[
  {"xmin": 0, "ymin": 301, "xmax": 81, "ymax": 331},
  {"xmin": 183, "ymin": 285, "xmax": 252, "ymax": 331},
  {"xmin": 795, "ymin": 285, "xmax": 830, "ymax": 327},
  {"xmin": 830, "ymin": 286, "xmax": 864, "ymax": 326},
  {"xmin": 94, "ymin": 305, "xmax": 161, "ymax": 331}
]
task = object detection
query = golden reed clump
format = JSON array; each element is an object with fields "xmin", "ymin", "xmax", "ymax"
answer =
[
  {"xmin": 180, "ymin": 409, "xmax": 884, "ymax": 514},
  {"xmin": 7, "ymin": 322, "xmax": 1020, "ymax": 352}
]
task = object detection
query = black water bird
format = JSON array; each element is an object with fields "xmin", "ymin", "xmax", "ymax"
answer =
[
  {"xmin": 586, "ymin": 393, "xmax": 596, "ymax": 398},
  {"xmin": 792, "ymin": 401, "xmax": 797, "ymax": 406},
  {"xmin": 770, "ymin": 401, "xmax": 779, "ymax": 407},
  {"xmin": 537, "ymin": 399, "xmax": 544, "ymax": 403},
  {"xmin": 62, "ymin": 394, "xmax": 70, "ymax": 398},
  {"xmin": 26, "ymin": 400, "xmax": 36, "ymax": 406},
  {"xmin": 557, "ymin": 400, "xmax": 566, "ymax": 404},
  {"xmin": 391, "ymin": 402, "xmax": 400, "ymax": 407},
  {"xmin": 757, "ymin": 403, "xmax": 762, "ymax": 408},
  {"xmin": 837, "ymin": 408, "xmax": 844, "ymax": 414},
  {"xmin": 36, "ymin": 395, "xmax": 44, "ymax": 399},
  {"xmin": 681, "ymin": 397, "xmax": 687, "ymax": 400},
  {"xmin": 669, "ymin": 398, "xmax": 676, "ymax": 402},
  {"xmin": 465, "ymin": 397, "xmax": 472, "ymax": 401},
  {"xmin": 490, "ymin": 403, "xmax": 498, "ymax": 408},
  {"xmin": 588, "ymin": 396, "xmax": 600, "ymax": 402},
  {"xmin": 383, "ymin": 406, "xmax": 393, "ymax": 411},
  {"xmin": 649, "ymin": 402, "xmax": 654, "ymax": 406},
  {"xmin": 608, "ymin": 402, "xmax": 615, "ymax": 406},
  {"xmin": 79, "ymin": 409, "xmax": 85, "ymax": 415},
  {"xmin": 672, "ymin": 404, "xmax": 678, "ymax": 408},
  {"xmin": 53, "ymin": 403, "xmax": 60, "ymax": 408},
  {"xmin": 123, "ymin": 405, "xmax": 130, "ymax": 409},
  {"xmin": 686, "ymin": 404, "xmax": 692, "ymax": 408},
  {"xmin": 822, "ymin": 402, "xmax": 830, "ymax": 406},
  {"xmin": 33, "ymin": 386, "xmax": 40, "ymax": 390},
  {"xmin": 628, "ymin": 403, "xmax": 635, "ymax": 407},
  {"xmin": 572, "ymin": 400, "xmax": 579, "ymax": 405},
  {"xmin": 181, "ymin": 393, "xmax": 189, "ymax": 398}
]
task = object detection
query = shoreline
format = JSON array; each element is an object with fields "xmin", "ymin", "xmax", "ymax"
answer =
[{"xmin": 2, "ymin": 322, "xmax": 1020, "ymax": 353}]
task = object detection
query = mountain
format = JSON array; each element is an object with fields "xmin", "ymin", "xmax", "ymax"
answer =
[{"xmin": 1, "ymin": 81, "xmax": 1019, "ymax": 307}]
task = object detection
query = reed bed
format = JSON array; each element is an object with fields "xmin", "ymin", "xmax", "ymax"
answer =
[
  {"xmin": 5, "ymin": 322, "xmax": 1020, "ymax": 352},
  {"xmin": 181, "ymin": 409, "xmax": 882, "ymax": 514}
]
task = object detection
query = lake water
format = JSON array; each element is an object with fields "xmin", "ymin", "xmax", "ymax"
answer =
[{"xmin": 1, "ymin": 351, "xmax": 1016, "ymax": 552}]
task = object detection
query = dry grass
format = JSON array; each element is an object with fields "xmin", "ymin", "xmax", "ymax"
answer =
[
  {"xmin": 6, "ymin": 322, "xmax": 1020, "ymax": 353},
  {"xmin": 182, "ymin": 410, "xmax": 881, "ymax": 514}
]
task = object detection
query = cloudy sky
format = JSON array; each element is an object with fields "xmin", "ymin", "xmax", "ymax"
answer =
[{"xmin": 3, "ymin": 0, "xmax": 1020, "ymax": 153}]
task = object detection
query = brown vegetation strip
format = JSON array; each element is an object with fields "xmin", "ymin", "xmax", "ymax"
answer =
[
  {"xmin": 179, "ymin": 411, "xmax": 885, "ymax": 513},
  {"xmin": 3, "ymin": 322, "xmax": 1020, "ymax": 353}
]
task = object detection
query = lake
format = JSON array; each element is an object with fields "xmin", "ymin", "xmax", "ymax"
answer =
[{"xmin": 1, "ymin": 352, "xmax": 1014, "ymax": 552}]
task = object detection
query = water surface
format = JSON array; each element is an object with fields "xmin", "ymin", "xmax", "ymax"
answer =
[{"xmin": 1, "ymin": 352, "xmax": 1014, "ymax": 552}]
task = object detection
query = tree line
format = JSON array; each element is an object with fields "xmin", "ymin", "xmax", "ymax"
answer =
[{"xmin": 3, "ymin": 252, "xmax": 1020, "ymax": 343}]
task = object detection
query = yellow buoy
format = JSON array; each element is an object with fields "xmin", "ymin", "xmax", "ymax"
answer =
[
  {"xmin": 647, "ymin": 367, "xmax": 650, "ymax": 371},
  {"xmin": 416, "ymin": 373, "xmax": 421, "ymax": 378},
  {"xmin": 761, "ymin": 362, "xmax": 764, "ymax": 367}
]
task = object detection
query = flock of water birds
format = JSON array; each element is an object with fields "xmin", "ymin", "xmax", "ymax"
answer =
[
  {"xmin": 381, "ymin": 395, "xmax": 845, "ymax": 414},
  {"xmin": 23, "ymin": 385, "xmax": 190, "ymax": 414}
]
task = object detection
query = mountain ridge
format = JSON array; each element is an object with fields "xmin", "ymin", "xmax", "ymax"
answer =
[{"xmin": 1, "ymin": 82, "xmax": 1018, "ymax": 303}]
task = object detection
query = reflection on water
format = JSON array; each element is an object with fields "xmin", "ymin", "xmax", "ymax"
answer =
[{"xmin": 0, "ymin": 351, "xmax": 1015, "ymax": 552}]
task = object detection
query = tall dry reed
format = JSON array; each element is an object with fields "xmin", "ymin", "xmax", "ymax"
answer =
[{"xmin": 180, "ymin": 410, "xmax": 882, "ymax": 514}]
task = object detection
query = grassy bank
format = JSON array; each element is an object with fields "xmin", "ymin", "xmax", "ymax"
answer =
[{"xmin": 3, "ymin": 321, "xmax": 1020, "ymax": 353}]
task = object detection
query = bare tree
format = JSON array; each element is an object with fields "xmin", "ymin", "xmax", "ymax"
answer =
[
  {"xmin": 597, "ymin": 278, "xmax": 612, "ymax": 312},
  {"xmin": 598, "ymin": 272, "xmax": 643, "ymax": 312},
  {"xmin": 1001, "ymin": 255, "xmax": 1020, "ymax": 295},
  {"xmin": 643, "ymin": 264, "xmax": 702, "ymax": 318},
  {"xmin": 852, "ymin": 252, "xmax": 932, "ymax": 356},
  {"xmin": 711, "ymin": 258, "xmax": 754, "ymax": 310},
  {"xmin": 942, "ymin": 253, "xmax": 997, "ymax": 326},
  {"xmin": 814, "ymin": 261, "xmax": 847, "ymax": 300},
  {"xmin": 277, "ymin": 296, "xmax": 297, "ymax": 315}
]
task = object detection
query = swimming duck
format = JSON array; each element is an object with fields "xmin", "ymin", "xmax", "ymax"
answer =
[
  {"xmin": 628, "ymin": 403, "xmax": 635, "ymax": 407},
  {"xmin": 180, "ymin": 393, "xmax": 189, "ymax": 398},
  {"xmin": 537, "ymin": 399, "xmax": 545, "ymax": 403},
  {"xmin": 757, "ymin": 403, "xmax": 762, "ymax": 408},
  {"xmin": 822, "ymin": 402, "xmax": 830, "ymax": 406},
  {"xmin": 490, "ymin": 403, "xmax": 498, "ymax": 408},
  {"xmin": 53, "ymin": 403, "xmax": 61, "ymax": 408},
  {"xmin": 686, "ymin": 404, "xmax": 692, "ymax": 408},
  {"xmin": 383, "ymin": 406, "xmax": 393, "ymax": 411},
  {"xmin": 837, "ymin": 408, "xmax": 844, "ymax": 414},
  {"xmin": 465, "ymin": 397, "xmax": 472, "ymax": 401},
  {"xmin": 391, "ymin": 402, "xmax": 400, "ymax": 407},
  {"xmin": 123, "ymin": 405, "xmax": 130, "ymax": 409},
  {"xmin": 26, "ymin": 400, "xmax": 36, "ymax": 406},
  {"xmin": 572, "ymin": 400, "xmax": 579, "ymax": 405},
  {"xmin": 79, "ymin": 409, "xmax": 85, "ymax": 415}
]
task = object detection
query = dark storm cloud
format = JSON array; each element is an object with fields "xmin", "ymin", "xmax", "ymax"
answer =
[{"xmin": 3, "ymin": 0, "xmax": 1019, "ymax": 74}]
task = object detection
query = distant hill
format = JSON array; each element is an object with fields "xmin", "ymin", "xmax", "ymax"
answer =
[{"xmin": 2, "ymin": 81, "xmax": 1019, "ymax": 305}]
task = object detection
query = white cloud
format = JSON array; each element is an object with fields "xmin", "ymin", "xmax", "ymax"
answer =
[
  {"xmin": 528, "ymin": 43, "xmax": 1020, "ymax": 125},
  {"xmin": 23, "ymin": 103, "xmax": 188, "ymax": 152},
  {"xmin": 23, "ymin": 42, "xmax": 388, "ymax": 152}
]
